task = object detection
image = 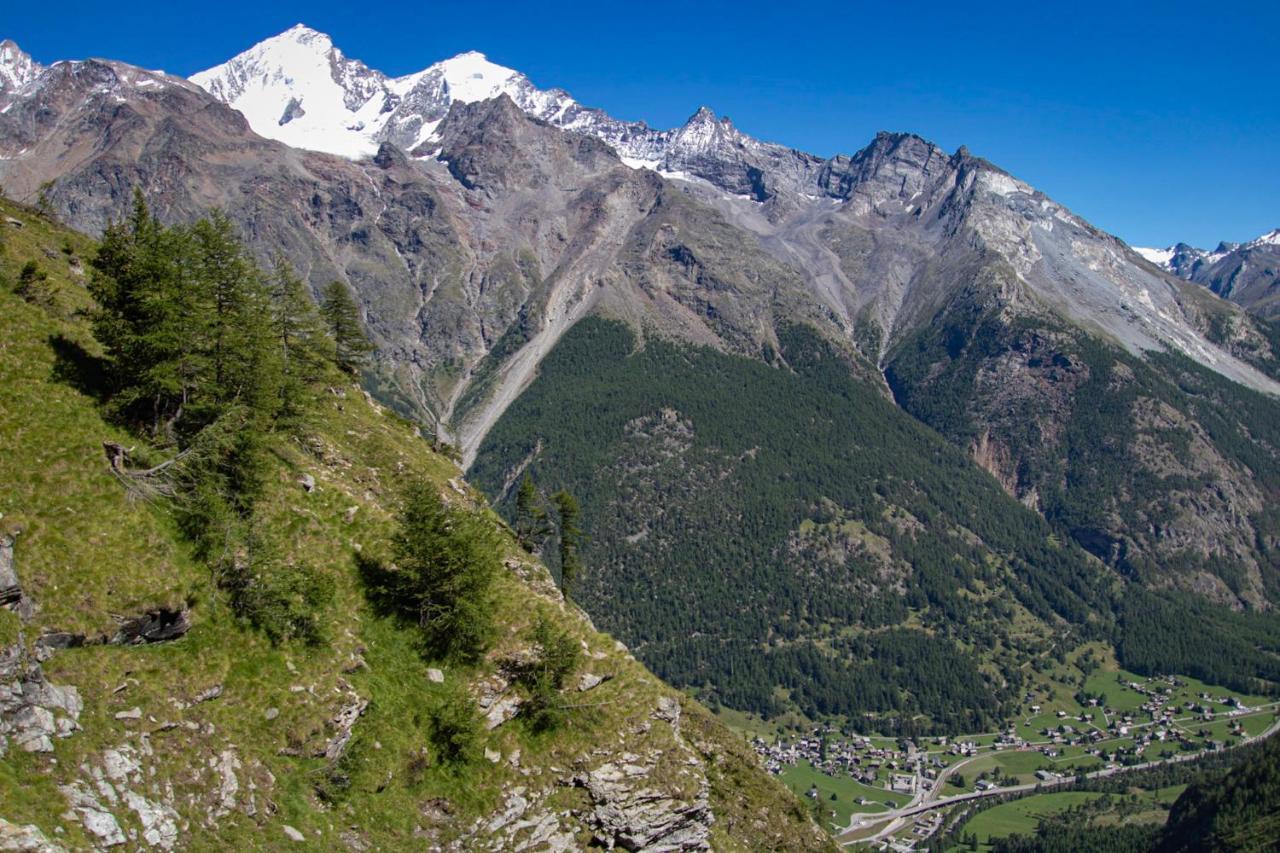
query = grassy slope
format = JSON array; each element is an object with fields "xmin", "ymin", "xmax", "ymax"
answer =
[{"xmin": 0, "ymin": 203, "xmax": 832, "ymax": 850}]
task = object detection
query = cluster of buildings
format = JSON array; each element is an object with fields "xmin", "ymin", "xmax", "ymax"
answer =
[{"xmin": 751, "ymin": 727, "xmax": 923, "ymax": 789}]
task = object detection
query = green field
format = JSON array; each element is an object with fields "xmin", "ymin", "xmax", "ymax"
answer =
[
  {"xmin": 962, "ymin": 791, "xmax": 1106, "ymax": 845},
  {"xmin": 957, "ymin": 749, "xmax": 1058, "ymax": 787},
  {"xmin": 958, "ymin": 784, "xmax": 1190, "ymax": 847},
  {"xmin": 780, "ymin": 761, "xmax": 892, "ymax": 828}
]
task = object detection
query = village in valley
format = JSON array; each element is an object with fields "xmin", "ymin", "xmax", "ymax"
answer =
[{"xmin": 741, "ymin": 662, "xmax": 1279, "ymax": 849}]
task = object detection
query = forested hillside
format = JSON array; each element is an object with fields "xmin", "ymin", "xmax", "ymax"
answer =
[
  {"xmin": 1157, "ymin": 733, "xmax": 1280, "ymax": 851},
  {"xmin": 884, "ymin": 285, "xmax": 1280, "ymax": 695},
  {"xmin": 471, "ymin": 319, "xmax": 1121, "ymax": 732},
  {"xmin": 472, "ymin": 315, "xmax": 1280, "ymax": 730},
  {"xmin": 0, "ymin": 198, "xmax": 831, "ymax": 850}
]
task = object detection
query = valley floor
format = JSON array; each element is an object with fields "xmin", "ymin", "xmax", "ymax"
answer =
[{"xmin": 727, "ymin": 655, "xmax": 1278, "ymax": 849}]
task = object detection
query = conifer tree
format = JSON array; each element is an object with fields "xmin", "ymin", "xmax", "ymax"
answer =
[
  {"xmin": 268, "ymin": 255, "xmax": 332, "ymax": 420},
  {"xmin": 89, "ymin": 189, "xmax": 204, "ymax": 437},
  {"xmin": 384, "ymin": 480, "xmax": 500, "ymax": 662},
  {"xmin": 515, "ymin": 474, "xmax": 550, "ymax": 553},
  {"xmin": 553, "ymin": 489, "xmax": 583, "ymax": 597},
  {"xmin": 191, "ymin": 211, "xmax": 276, "ymax": 418},
  {"xmin": 320, "ymin": 280, "xmax": 373, "ymax": 374}
]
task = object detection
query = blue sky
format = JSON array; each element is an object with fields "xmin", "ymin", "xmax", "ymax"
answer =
[{"xmin": 6, "ymin": 1, "xmax": 1277, "ymax": 248}]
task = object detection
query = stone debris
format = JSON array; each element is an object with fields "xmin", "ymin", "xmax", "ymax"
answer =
[
  {"xmin": 1, "ymin": 639, "xmax": 83, "ymax": 754},
  {"xmin": 114, "ymin": 708, "xmax": 142, "ymax": 721},
  {"xmin": 33, "ymin": 609, "xmax": 190, "ymax": 655},
  {"xmin": 484, "ymin": 696, "xmax": 521, "ymax": 730},
  {"xmin": 322, "ymin": 695, "xmax": 368, "ymax": 763},
  {"xmin": 572, "ymin": 760, "xmax": 712, "ymax": 851},
  {"xmin": 0, "ymin": 817, "xmax": 66, "ymax": 852},
  {"xmin": 577, "ymin": 673, "xmax": 612, "ymax": 692},
  {"xmin": 108, "ymin": 609, "xmax": 190, "ymax": 645},
  {"xmin": 59, "ymin": 783, "xmax": 126, "ymax": 848},
  {"xmin": 426, "ymin": 668, "xmax": 444, "ymax": 683},
  {"xmin": 190, "ymin": 685, "xmax": 223, "ymax": 705},
  {"xmin": 211, "ymin": 750, "xmax": 240, "ymax": 819},
  {"xmin": 343, "ymin": 506, "xmax": 359, "ymax": 523},
  {"xmin": 484, "ymin": 789, "xmax": 528, "ymax": 833},
  {"xmin": 282, "ymin": 825, "xmax": 306, "ymax": 843},
  {"xmin": 654, "ymin": 696, "xmax": 681, "ymax": 730},
  {"xmin": 264, "ymin": 707, "xmax": 279, "ymax": 721},
  {"xmin": 124, "ymin": 790, "xmax": 179, "ymax": 850},
  {"xmin": 299, "ymin": 474, "xmax": 316, "ymax": 492},
  {"xmin": 484, "ymin": 747, "xmax": 502, "ymax": 764},
  {"xmin": 101, "ymin": 747, "xmax": 141, "ymax": 784}
]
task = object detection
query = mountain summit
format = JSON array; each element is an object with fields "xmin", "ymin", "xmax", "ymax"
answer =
[
  {"xmin": 190, "ymin": 25, "xmax": 569, "ymax": 158},
  {"xmin": 0, "ymin": 39, "xmax": 42, "ymax": 93}
]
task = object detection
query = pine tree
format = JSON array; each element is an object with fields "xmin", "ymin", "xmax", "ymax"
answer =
[
  {"xmin": 89, "ymin": 189, "xmax": 205, "ymax": 437},
  {"xmin": 383, "ymin": 480, "xmax": 500, "ymax": 662},
  {"xmin": 268, "ymin": 255, "xmax": 332, "ymax": 421},
  {"xmin": 320, "ymin": 280, "xmax": 373, "ymax": 374},
  {"xmin": 191, "ymin": 212, "xmax": 276, "ymax": 417},
  {"xmin": 518, "ymin": 610, "xmax": 580, "ymax": 731},
  {"xmin": 515, "ymin": 474, "xmax": 550, "ymax": 553},
  {"xmin": 553, "ymin": 489, "xmax": 583, "ymax": 597}
]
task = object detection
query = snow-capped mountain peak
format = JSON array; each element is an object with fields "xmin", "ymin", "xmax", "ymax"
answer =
[
  {"xmin": 190, "ymin": 24, "xmax": 391, "ymax": 157},
  {"xmin": 1248, "ymin": 228, "xmax": 1280, "ymax": 248},
  {"xmin": 0, "ymin": 40, "xmax": 43, "ymax": 94},
  {"xmin": 1134, "ymin": 246, "xmax": 1176, "ymax": 268},
  {"xmin": 190, "ymin": 27, "xmax": 574, "ymax": 158},
  {"xmin": 431, "ymin": 51, "xmax": 519, "ymax": 101},
  {"xmin": 1137, "ymin": 228, "xmax": 1277, "ymax": 279}
]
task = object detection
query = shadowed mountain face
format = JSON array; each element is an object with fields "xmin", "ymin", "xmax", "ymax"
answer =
[{"xmin": 4, "ymin": 30, "xmax": 1280, "ymax": 720}]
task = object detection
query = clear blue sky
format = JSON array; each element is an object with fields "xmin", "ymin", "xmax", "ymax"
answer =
[{"xmin": 6, "ymin": 1, "xmax": 1277, "ymax": 248}]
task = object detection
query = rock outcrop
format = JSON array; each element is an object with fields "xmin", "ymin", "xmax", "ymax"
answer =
[
  {"xmin": 0, "ymin": 638, "xmax": 83, "ymax": 756},
  {"xmin": 0, "ymin": 536, "xmax": 20, "ymax": 611},
  {"xmin": 0, "ymin": 816, "xmax": 66, "ymax": 852}
]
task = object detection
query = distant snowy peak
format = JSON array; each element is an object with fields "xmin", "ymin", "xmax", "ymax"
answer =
[
  {"xmin": 190, "ymin": 24, "xmax": 391, "ymax": 158},
  {"xmin": 187, "ymin": 25, "xmax": 1006, "ymax": 205},
  {"xmin": 187, "ymin": 24, "xmax": 800, "ymax": 191},
  {"xmin": 190, "ymin": 25, "xmax": 577, "ymax": 158},
  {"xmin": 1248, "ymin": 228, "xmax": 1280, "ymax": 249},
  {"xmin": 1134, "ymin": 246, "xmax": 1175, "ymax": 268},
  {"xmin": 0, "ymin": 39, "xmax": 43, "ymax": 93},
  {"xmin": 431, "ymin": 51, "xmax": 519, "ymax": 102},
  {"xmin": 1138, "ymin": 227, "xmax": 1278, "ymax": 280},
  {"xmin": 1135, "ymin": 242, "xmax": 1232, "ymax": 278}
]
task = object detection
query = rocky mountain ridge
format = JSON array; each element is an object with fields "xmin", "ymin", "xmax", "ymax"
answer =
[
  {"xmin": 181, "ymin": 26, "xmax": 1280, "ymax": 397},
  {"xmin": 1139, "ymin": 229, "xmax": 1280, "ymax": 317}
]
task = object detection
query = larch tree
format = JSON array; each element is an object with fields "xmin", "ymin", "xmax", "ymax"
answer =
[
  {"xmin": 319, "ymin": 280, "xmax": 373, "ymax": 374},
  {"xmin": 552, "ymin": 489, "xmax": 583, "ymax": 597}
]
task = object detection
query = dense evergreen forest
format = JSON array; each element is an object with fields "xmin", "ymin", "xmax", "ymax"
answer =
[
  {"xmin": 885, "ymin": 292, "xmax": 1280, "ymax": 696},
  {"xmin": 472, "ymin": 316, "xmax": 1280, "ymax": 726},
  {"xmin": 471, "ymin": 319, "xmax": 1119, "ymax": 729},
  {"xmin": 1157, "ymin": 728, "xmax": 1280, "ymax": 851}
]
